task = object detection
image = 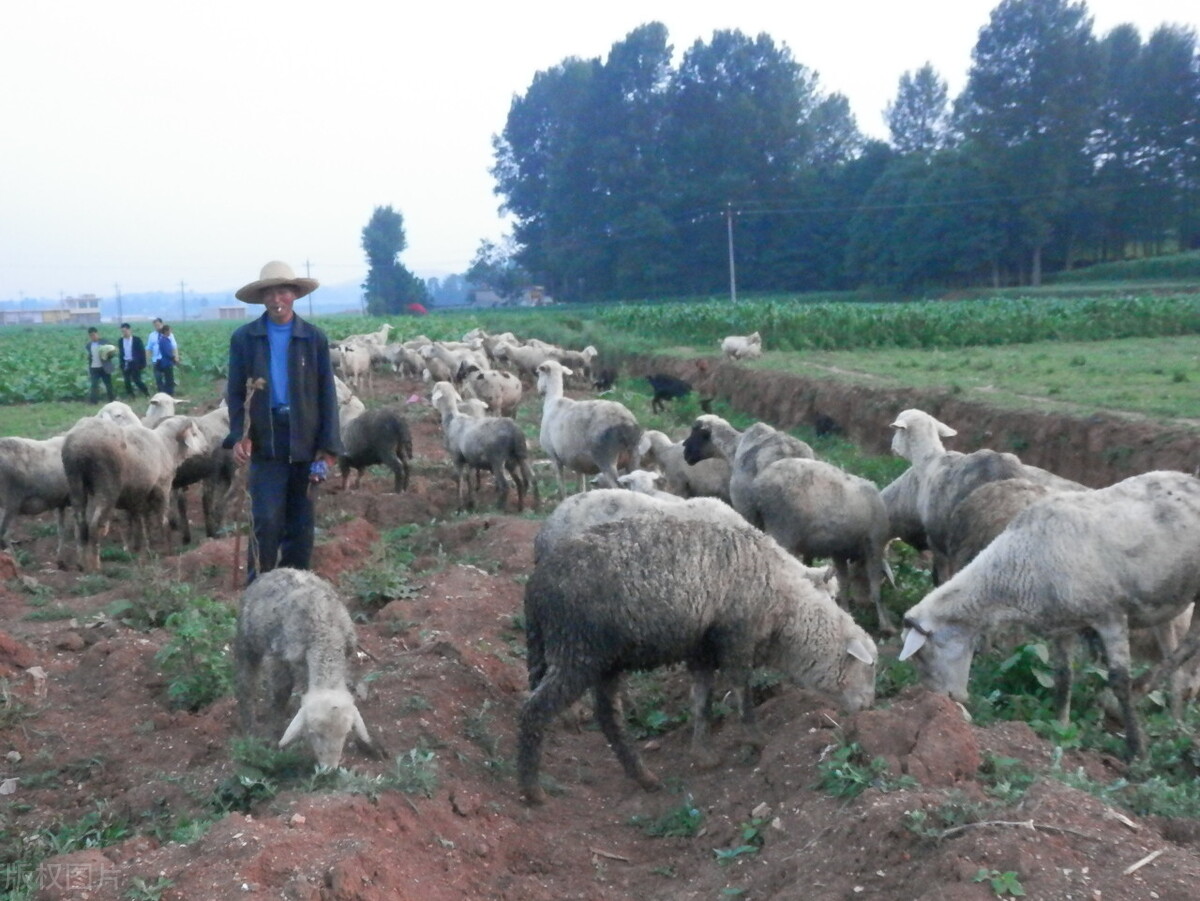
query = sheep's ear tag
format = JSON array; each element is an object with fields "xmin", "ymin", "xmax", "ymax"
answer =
[
  {"xmin": 898, "ymin": 627, "xmax": 928, "ymax": 662},
  {"xmin": 846, "ymin": 638, "xmax": 874, "ymax": 665}
]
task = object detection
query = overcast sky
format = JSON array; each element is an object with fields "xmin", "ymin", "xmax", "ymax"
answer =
[{"xmin": 3, "ymin": 0, "xmax": 1196, "ymax": 302}]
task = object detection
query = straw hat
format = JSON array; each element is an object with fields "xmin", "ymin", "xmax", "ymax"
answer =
[{"xmin": 235, "ymin": 260, "xmax": 319, "ymax": 303}]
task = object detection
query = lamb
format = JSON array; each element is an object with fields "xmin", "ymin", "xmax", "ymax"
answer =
[
  {"xmin": 553, "ymin": 345, "xmax": 598, "ymax": 383},
  {"xmin": 532, "ymin": 487, "xmax": 749, "ymax": 564},
  {"xmin": 518, "ymin": 516, "xmax": 877, "ymax": 803},
  {"xmin": 62, "ymin": 414, "xmax": 208, "ymax": 571},
  {"xmin": 615, "ymin": 469, "xmax": 677, "ymax": 499},
  {"xmin": 682, "ymin": 414, "xmax": 813, "ymax": 520},
  {"xmin": 461, "ymin": 366, "xmax": 523, "ymax": 417},
  {"xmin": 741, "ymin": 457, "xmax": 896, "ymax": 633},
  {"xmin": 494, "ymin": 338, "xmax": 559, "ymax": 381},
  {"xmin": 646, "ymin": 374, "xmax": 692, "ymax": 414},
  {"xmin": 337, "ymin": 405, "xmax": 413, "ymax": 492},
  {"xmin": 430, "ymin": 382, "xmax": 538, "ymax": 511},
  {"xmin": 638, "ymin": 428, "xmax": 731, "ymax": 502},
  {"xmin": 0, "ymin": 435, "xmax": 73, "ymax": 566},
  {"xmin": 720, "ymin": 331, "xmax": 762, "ymax": 360},
  {"xmin": 535, "ymin": 359, "xmax": 642, "ymax": 497},
  {"xmin": 898, "ymin": 470, "xmax": 1200, "ymax": 760},
  {"xmin": 235, "ymin": 568, "xmax": 381, "ymax": 768}
]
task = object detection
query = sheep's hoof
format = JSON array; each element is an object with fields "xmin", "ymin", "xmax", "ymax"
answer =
[
  {"xmin": 521, "ymin": 785, "xmax": 547, "ymax": 806},
  {"xmin": 691, "ymin": 748, "xmax": 721, "ymax": 771}
]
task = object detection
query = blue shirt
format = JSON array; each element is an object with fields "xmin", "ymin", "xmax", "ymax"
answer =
[{"xmin": 267, "ymin": 319, "xmax": 293, "ymax": 408}]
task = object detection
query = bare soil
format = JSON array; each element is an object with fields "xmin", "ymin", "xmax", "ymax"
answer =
[{"xmin": 2, "ymin": 365, "xmax": 1199, "ymax": 901}]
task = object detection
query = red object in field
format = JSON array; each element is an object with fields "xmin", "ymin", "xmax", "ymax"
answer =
[{"xmin": 406, "ymin": 303, "xmax": 428, "ymax": 316}]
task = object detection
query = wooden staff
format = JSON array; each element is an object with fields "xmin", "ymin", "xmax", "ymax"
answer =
[{"xmin": 230, "ymin": 377, "xmax": 266, "ymax": 591}]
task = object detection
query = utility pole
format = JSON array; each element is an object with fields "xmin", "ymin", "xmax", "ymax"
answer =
[
  {"xmin": 305, "ymin": 259, "xmax": 314, "ymax": 318},
  {"xmin": 179, "ymin": 281, "xmax": 186, "ymax": 322},
  {"xmin": 114, "ymin": 283, "xmax": 122, "ymax": 324},
  {"xmin": 726, "ymin": 203, "xmax": 738, "ymax": 304}
]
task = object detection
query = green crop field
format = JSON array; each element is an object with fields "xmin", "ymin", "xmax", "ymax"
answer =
[{"xmin": 2, "ymin": 289, "xmax": 1197, "ymax": 439}]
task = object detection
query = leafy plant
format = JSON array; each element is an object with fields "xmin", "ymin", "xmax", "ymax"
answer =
[
  {"xmin": 124, "ymin": 875, "xmax": 175, "ymax": 900},
  {"xmin": 154, "ymin": 593, "xmax": 236, "ymax": 710},
  {"xmin": 630, "ymin": 795, "xmax": 704, "ymax": 838},
  {"xmin": 973, "ymin": 868, "xmax": 1026, "ymax": 897},
  {"xmin": 713, "ymin": 817, "xmax": 767, "ymax": 865},
  {"xmin": 816, "ymin": 741, "xmax": 912, "ymax": 798}
]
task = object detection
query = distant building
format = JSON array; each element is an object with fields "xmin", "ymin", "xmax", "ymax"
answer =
[{"xmin": 199, "ymin": 305, "xmax": 245, "ymax": 321}]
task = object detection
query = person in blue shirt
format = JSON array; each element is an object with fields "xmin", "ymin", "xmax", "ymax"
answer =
[
  {"xmin": 154, "ymin": 323, "xmax": 179, "ymax": 396},
  {"xmin": 222, "ymin": 261, "xmax": 342, "ymax": 584},
  {"xmin": 146, "ymin": 318, "xmax": 166, "ymax": 392}
]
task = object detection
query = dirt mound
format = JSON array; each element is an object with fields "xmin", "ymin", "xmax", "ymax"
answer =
[{"xmin": 3, "ymin": 369, "xmax": 1199, "ymax": 900}]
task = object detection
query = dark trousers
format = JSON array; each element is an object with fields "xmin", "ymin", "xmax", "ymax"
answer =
[
  {"xmin": 88, "ymin": 367, "xmax": 115, "ymax": 404},
  {"xmin": 122, "ymin": 363, "xmax": 150, "ymax": 398},
  {"xmin": 246, "ymin": 458, "xmax": 316, "ymax": 584},
  {"xmin": 155, "ymin": 362, "xmax": 176, "ymax": 396}
]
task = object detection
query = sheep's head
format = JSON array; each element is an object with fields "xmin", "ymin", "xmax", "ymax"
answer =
[
  {"xmin": 280, "ymin": 687, "xmax": 375, "ymax": 769},
  {"xmin": 535, "ymin": 361, "xmax": 570, "ymax": 395},
  {"xmin": 682, "ymin": 416, "xmax": 720, "ymax": 465},
  {"xmin": 889, "ymin": 408, "xmax": 956, "ymax": 460},
  {"xmin": 898, "ymin": 617, "xmax": 973, "ymax": 703}
]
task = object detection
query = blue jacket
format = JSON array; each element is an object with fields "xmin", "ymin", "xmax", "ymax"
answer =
[{"xmin": 222, "ymin": 312, "xmax": 343, "ymax": 461}]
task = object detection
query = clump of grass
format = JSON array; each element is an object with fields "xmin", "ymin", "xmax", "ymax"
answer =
[
  {"xmin": 629, "ymin": 794, "xmax": 704, "ymax": 838},
  {"xmin": 154, "ymin": 592, "xmax": 236, "ymax": 711}
]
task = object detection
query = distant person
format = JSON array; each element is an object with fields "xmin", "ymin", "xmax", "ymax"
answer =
[
  {"xmin": 223, "ymin": 260, "xmax": 342, "ymax": 584},
  {"xmin": 85, "ymin": 326, "xmax": 116, "ymax": 404},
  {"xmin": 146, "ymin": 317, "xmax": 166, "ymax": 391},
  {"xmin": 154, "ymin": 323, "xmax": 179, "ymax": 396},
  {"xmin": 118, "ymin": 322, "xmax": 151, "ymax": 399}
]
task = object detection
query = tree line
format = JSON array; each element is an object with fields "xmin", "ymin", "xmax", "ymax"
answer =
[{"xmin": 484, "ymin": 0, "xmax": 1200, "ymax": 300}]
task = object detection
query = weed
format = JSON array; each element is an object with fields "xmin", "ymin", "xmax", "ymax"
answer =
[
  {"xmin": 1172, "ymin": 370, "xmax": 1188, "ymax": 383},
  {"xmin": 342, "ymin": 560, "xmax": 420, "ymax": 609},
  {"xmin": 816, "ymin": 741, "xmax": 913, "ymax": 798},
  {"xmin": 23, "ymin": 606, "xmax": 75, "ymax": 622},
  {"xmin": 629, "ymin": 795, "xmax": 704, "ymax": 838},
  {"xmin": 154, "ymin": 593, "xmax": 235, "ymax": 711},
  {"xmin": 124, "ymin": 875, "xmax": 175, "ymax": 900},
  {"xmin": 713, "ymin": 817, "xmax": 766, "ymax": 865},
  {"xmin": 72, "ymin": 573, "xmax": 111, "ymax": 596},
  {"xmin": 399, "ymin": 693, "xmax": 433, "ymax": 714},
  {"xmin": 973, "ymin": 868, "xmax": 1026, "ymax": 897},
  {"xmin": 0, "ymin": 679, "xmax": 31, "ymax": 729}
]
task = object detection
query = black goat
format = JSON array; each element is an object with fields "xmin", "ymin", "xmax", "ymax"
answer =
[
  {"xmin": 592, "ymin": 367, "xmax": 618, "ymax": 393},
  {"xmin": 646, "ymin": 374, "xmax": 692, "ymax": 414}
]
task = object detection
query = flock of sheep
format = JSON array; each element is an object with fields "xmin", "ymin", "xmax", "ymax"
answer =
[{"xmin": 3, "ymin": 324, "xmax": 1198, "ymax": 806}]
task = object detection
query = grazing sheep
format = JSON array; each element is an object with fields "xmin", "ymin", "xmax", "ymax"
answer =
[
  {"xmin": 337, "ymin": 405, "xmax": 413, "ymax": 492},
  {"xmin": 431, "ymin": 382, "xmax": 538, "ymax": 511},
  {"xmin": 720, "ymin": 331, "xmax": 762, "ymax": 360},
  {"xmin": 532, "ymin": 487, "xmax": 751, "ymax": 564},
  {"xmin": 335, "ymin": 343, "xmax": 372, "ymax": 391},
  {"xmin": 682, "ymin": 414, "xmax": 813, "ymax": 520},
  {"xmin": 646, "ymin": 374, "xmax": 692, "ymax": 414},
  {"xmin": 881, "ymin": 467, "xmax": 929, "ymax": 555},
  {"xmin": 518, "ymin": 516, "xmax": 877, "ymax": 803},
  {"xmin": 554, "ymin": 345, "xmax": 599, "ymax": 384},
  {"xmin": 62, "ymin": 414, "xmax": 208, "ymax": 571},
  {"xmin": 461, "ymin": 366, "xmax": 523, "ymax": 417},
  {"xmin": 942, "ymin": 477, "xmax": 1066, "ymax": 579},
  {"xmin": 494, "ymin": 338, "xmax": 560, "ymax": 381},
  {"xmin": 536, "ymin": 360, "xmax": 642, "ymax": 498},
  {"xmin": 235, "ymin": 568, "xmax": 381, "ymax": 768},
  {"xmin": 898, "ymin": 470, "xmax": 1200, "ymax": 760},
  {"xmin": 0, "ymin": 435, "xmax": 72, "ymax": 566},
  {"xmin": 95, "ymin": 401, "xmax": 143, "ymax": 429},
  {"xmin": 743, "ymin": 457, "xmax": 896, "ymax": 633},
  {"xmin": 638, "ymin": 429, "xmax": 731, "ymax": 502}
]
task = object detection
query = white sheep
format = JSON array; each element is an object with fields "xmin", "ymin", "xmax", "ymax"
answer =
[
  {"xmin": 495, "ymin": 338, "xmax": 560, "ymax": 381},
  {"xmin": 535, "ymin": 359, "xmax": 642, "ymax": 498},
  {"xmin": 532, "ymin": 487, "xmax": 752, "ymax": 564},
  {"xmin": 742, "ymin": 457, "xmax": 896, "ymax": 633},
  {"xmin": 720, "ymin": 331, "xmax": 762, "ymax": 360},
  {"xmin": 431, "ymin": 382, "xmax": 538, "ymax": 511},
  {"xmin": 95, "ymin": 400, "xmax": 143, "ymax": 429},
  {"xmin": 898, "ymin": 470, "xmax": 1200, "ymax": 759},
  {"xmin": 682, "ymin": 414, "xmax": 813, "ymax": 520},
  {"xmin": 888, "ymin": 408, "xmax": 1081, "ymax": 582},
  {"xmin": 0, "ymin": 435, "xmax": 72, "ymax": 566},
  {"xmin": 518, "ymin": 514, "xmax": 876, "ymax": 803},
  {"xmin": 61, "ymin": 414, "xmax": 208, "ymax": 571},
  {"xmin": 616, "ymin": 469, "xmax": 677, "ymax": 499},
  {"xmin": 638, "ymin": 428, "xmax": 731, "ymax": 503},
  {"xmin": 235, "ymin": 568, "xmax": 382, "ymax": 768},
  {"xmin": 336, "ymin": 343, "xmax": 372, "ymax": 391},
  {"xmin": 462, "ymin": 367, "xmax": 523, "ymax": 417},
  {"xmin": 169, "ymin": 403, "xmax": 237, "ymax": 544},
  {"xmin": 142, "ymin": 392, "xmax": 179, "ymax": 427}
]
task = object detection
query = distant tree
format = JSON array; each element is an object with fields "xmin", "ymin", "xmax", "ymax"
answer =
[
  {"xmin": 360, "ymin": 205, "xmax": 429, "ymax": 314},
  {"xmin": 466, "ymin": 239, "xmax": 531, "ymax": 300},
  {"xmin": 886, "ymin": 63, "xmax": 951, "ymax": 156}
]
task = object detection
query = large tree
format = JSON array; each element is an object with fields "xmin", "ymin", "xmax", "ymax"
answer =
[
  {"xmin": 956, "ymin": 0, "xmax": 1101, "ymax": 284},
  {"xmin": 360, "ymin": 206, "xmax": 428, "ymax": 315}
]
